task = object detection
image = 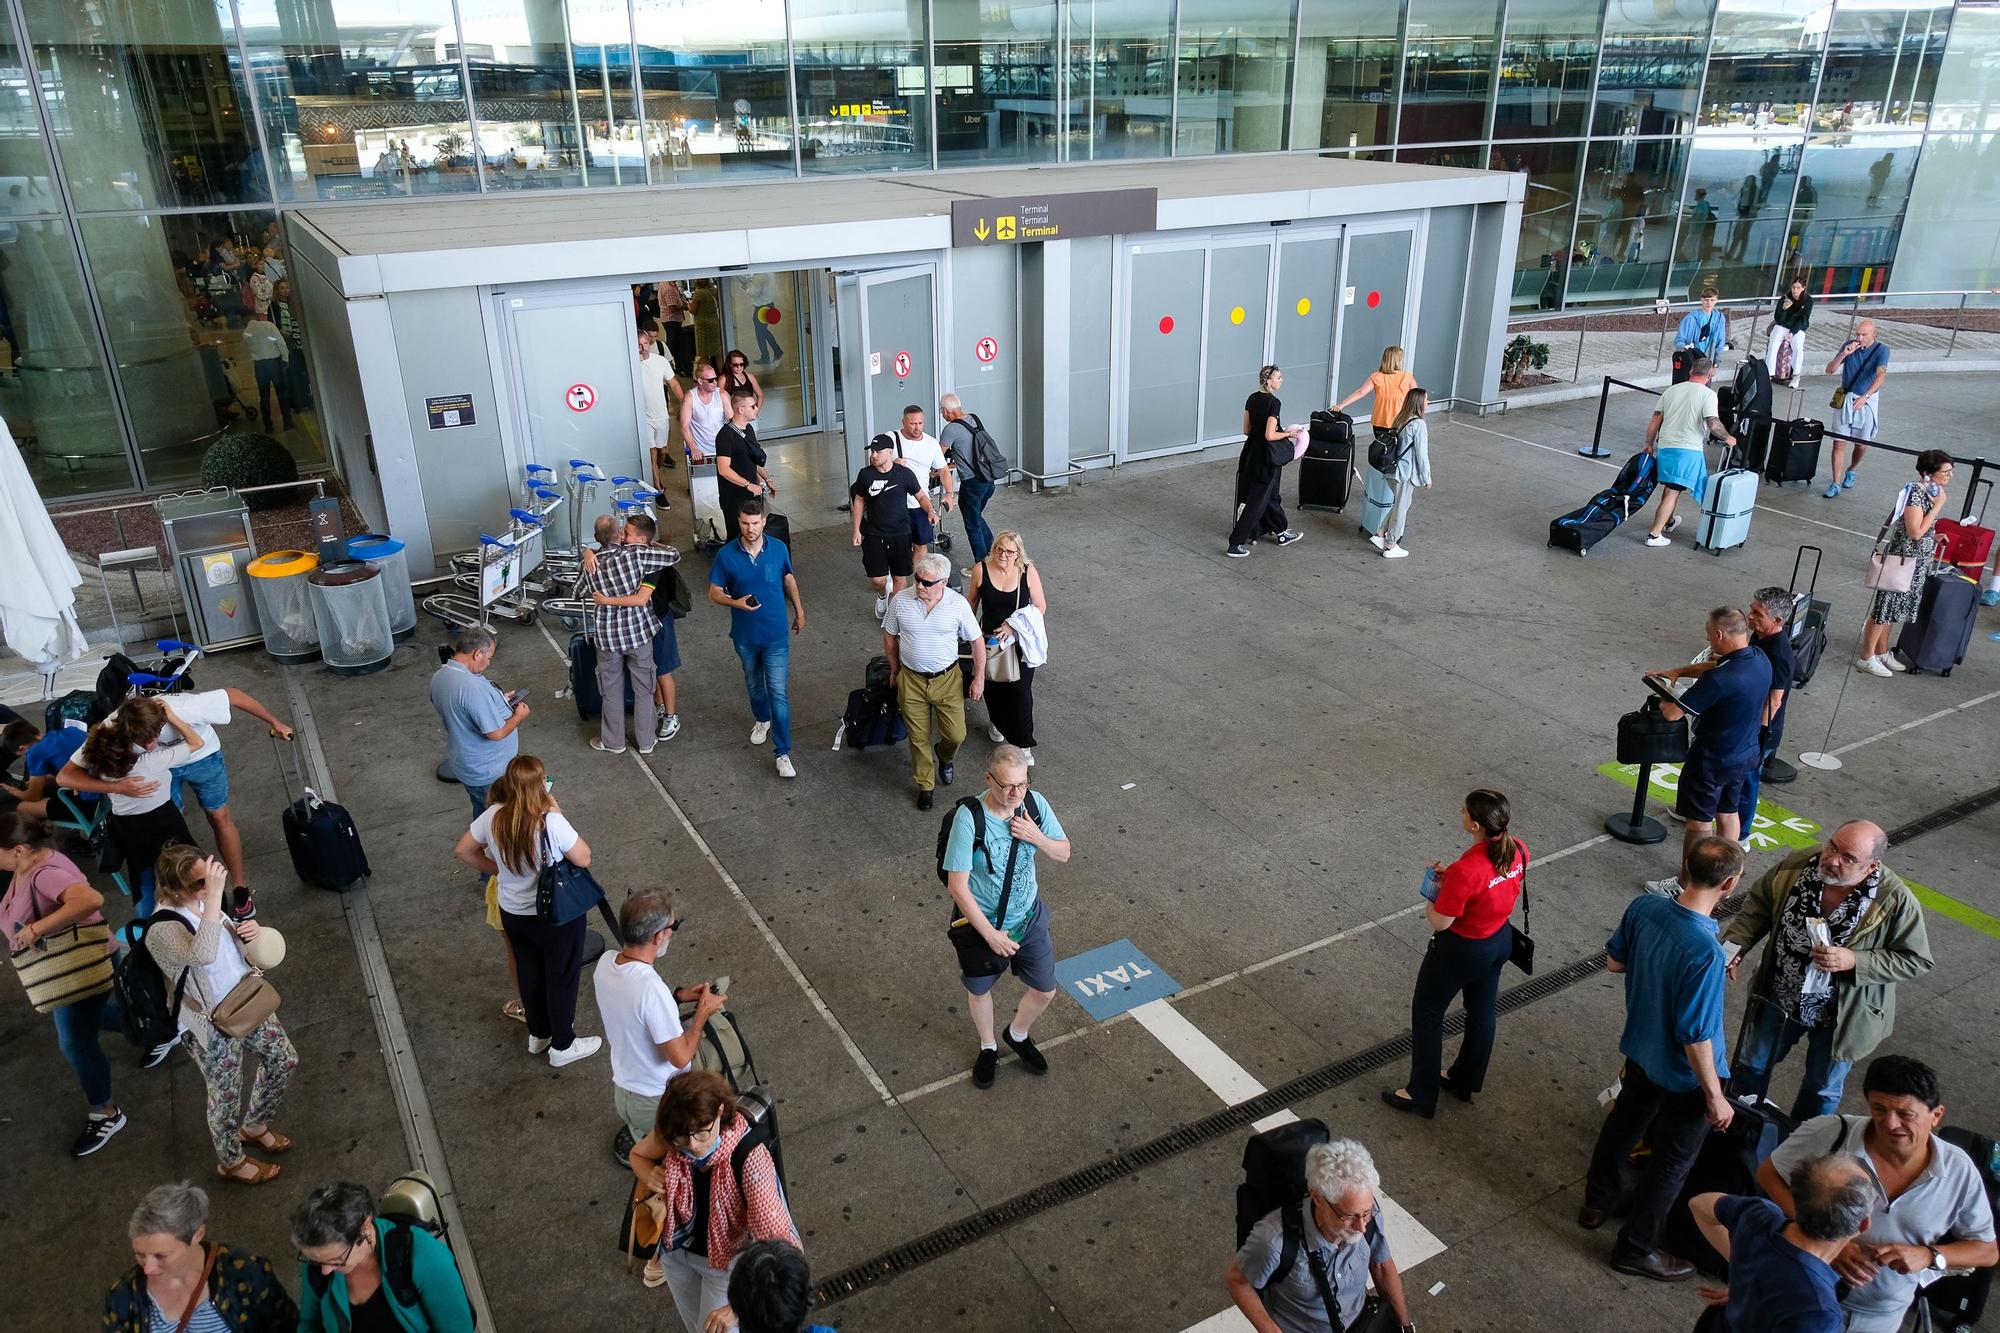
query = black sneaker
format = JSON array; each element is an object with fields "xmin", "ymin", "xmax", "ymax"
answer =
[
  {"xmin": 225, "ymin": 887, "xmax": 257, "ymax": 924},
  {"xmin": 1225, "ymin": 544, "xmax": 1250, "ymax": 558},
  {"xmin": 1002, "ymin": 1030, "xmax": 1048, "ymax": 1074},
  {"xmin": 972, "ymin": 1048, "xmax": 998, "ymax": 1089},
  {"xmin": 142, "ymin": 1034, "xmax": 182, "ymax": 1069},
  {"xmin": 612, "ymin": 1125, "xmax": 636, "ymax": 1166},
  {"xmin": 1272, "ymin": 529, "xmax": 1303, "ymax": 547},
  {"xmin": 71, "ymin": 1110, "xmax": 128, "ymax": 1158},
  {"xmin": 938, "ymin": 756, "xmax": 954, "ymax": 786}
]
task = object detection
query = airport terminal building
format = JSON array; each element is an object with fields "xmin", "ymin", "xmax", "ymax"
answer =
[{"xmin": 9, "ymin": 0, "xmax": 2000, "ymax": 532}]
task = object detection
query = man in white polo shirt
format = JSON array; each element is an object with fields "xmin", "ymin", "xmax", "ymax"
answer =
[
  {"xmin": 593, "ymin": 888, "xmax": 727, "ymax": 1164},
  {"xmin": 882, "ymin": 552, "xmax": 985, "ymax": 811}
]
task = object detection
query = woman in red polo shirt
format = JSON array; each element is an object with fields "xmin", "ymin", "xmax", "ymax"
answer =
[{"xmin": 1383, "ymin": 789, "xmax": 1529, "ymax": 1118}]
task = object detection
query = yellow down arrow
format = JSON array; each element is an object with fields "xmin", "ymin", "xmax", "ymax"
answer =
[{"xmin": 974, "ymin": 218, "xmax": 991, "ymax": 240}]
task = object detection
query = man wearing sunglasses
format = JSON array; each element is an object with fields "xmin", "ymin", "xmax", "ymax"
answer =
[
  {"xmin": 882, "ymin": 552, "xmax": 984, "ymax": 810},
  {"xmin": 853, "ymin": 432, "xmax": 936, "ymax": 620}
]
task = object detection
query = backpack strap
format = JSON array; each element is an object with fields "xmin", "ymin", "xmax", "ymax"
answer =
[
  {"xmin": 1267, "ymin": 1199, "xmax": 1303, "ymax": 1289},
  {"xmin": 383, "ymin": 1222, "xmax": 420, "ymax": 1309}
]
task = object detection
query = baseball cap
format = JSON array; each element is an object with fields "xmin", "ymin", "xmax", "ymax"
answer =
[{"xmin": 868, "ymin": 433, "xmax": 897, "ymax": 453}]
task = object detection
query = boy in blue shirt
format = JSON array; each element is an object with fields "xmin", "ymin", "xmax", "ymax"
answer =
[{"xmin": 1580, "ymin": 836, "xmax": 1744, "ymax": 1282}]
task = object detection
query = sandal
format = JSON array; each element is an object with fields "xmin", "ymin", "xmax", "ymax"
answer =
[
  {"xmin": 217, "ymin": 1158, "xmax": 282, "ymax": 1185},
  {"xmin": 503, "ymin": 999, "xmax": 526, "ymax": 1024},
  {"xmin": 642, "ymin": 1255, "xmax": 667, "ymax": 1289},
  {"xmin": 240, "ymin": 1126, "xmax": 293, "ymax": 1153}
]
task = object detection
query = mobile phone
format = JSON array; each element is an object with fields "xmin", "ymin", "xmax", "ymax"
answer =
[
  {"xmin": 742, "ymin": 594, "xmax": 761, "ymax": 609},
  {"xmin": 506, "ymin": 688, "xmax": 527, "ymax": 706}
]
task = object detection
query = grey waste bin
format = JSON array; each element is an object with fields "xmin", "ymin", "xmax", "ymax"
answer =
[
  {"xmin": 306, "ymin": 561, "xmax": 393, "ymax": 676},
  {"xmin": 345, "ymin": 534, "xmax": 416, "ymax": 641},
  {"xmin": 245, "ymin": 550, "xmax": 320, "ymax": 664}
]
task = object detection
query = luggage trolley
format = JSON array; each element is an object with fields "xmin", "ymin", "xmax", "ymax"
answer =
[{"xmin": 423, "ymin": 508, "xmax": 549, "ymax": 631}]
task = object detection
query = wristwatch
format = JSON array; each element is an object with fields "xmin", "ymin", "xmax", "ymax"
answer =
[{"xmin": 1930, "ymin": 1246, "xmax": 1948, "ymax": 1272}]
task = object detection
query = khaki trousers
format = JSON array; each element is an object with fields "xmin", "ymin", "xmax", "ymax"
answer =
[{"xmin": 897, "ymin": 665, "xmax": 966, "ymax": 791}]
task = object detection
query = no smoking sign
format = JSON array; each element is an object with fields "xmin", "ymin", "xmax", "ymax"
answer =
[
  {"xmin": 975, "ymin": 336, "xmax": 999, "ymax": 364},
  {"xmin": 565, "ymin": 382, "xmax": 596, "ymax": 412}
]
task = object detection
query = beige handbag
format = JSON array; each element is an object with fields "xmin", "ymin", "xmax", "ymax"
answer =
[
  {"xmin": 983, "ymin": 570, "xmax": 1027, "ymax": 683},
  {"xmin": 205, "ymin": 972, "xmax": 281, "ymax": 1038},
  {"xmin": 1862, "ymin": 487, "xmax": 1920, "ymax": 593}
]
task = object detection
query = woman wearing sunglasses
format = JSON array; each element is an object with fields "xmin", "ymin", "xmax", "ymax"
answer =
[{"xmin": 719, "ymin": 348, "xmax": 764, "ymax": 414}]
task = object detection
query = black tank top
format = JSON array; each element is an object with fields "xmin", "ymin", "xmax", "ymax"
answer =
[{"xmin": 974, "ymin": 563, "xmax": 1028, "ymax": 635}]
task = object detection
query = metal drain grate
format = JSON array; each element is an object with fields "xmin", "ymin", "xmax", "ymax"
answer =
[
  {"xmin": 1886, "ymin": 785, "xmax": 2000, "ymax": 847},
  {"xmin": 811, "ymin": 951, "xmax": 1609, "ymax": 1306}
]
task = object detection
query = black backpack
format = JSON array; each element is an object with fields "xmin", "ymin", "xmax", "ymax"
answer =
[
  {"xmin": 1366, "ymin": 427, "xmax": 1410, "ymax": 475},
  {"xmin": 1236, "ymin": 1118, "xmax": 1330, "ymax": 1288},
  {"xmin": 935, "ymin": 791, "xmax": 1045, "ymax": 885},
  {"xmin": 841, "ymin": 687, "xmax": 905, "ymax": 750},
  {"xmin": 962, "ymin": 413, "xmax": 1010, "ymax": 481},
  {"xmin": 113, "ymin": 912, "xmax": 193, "ymax": 1050}
]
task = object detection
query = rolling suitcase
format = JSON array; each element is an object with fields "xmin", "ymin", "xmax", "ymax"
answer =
[
  {"xmin": 1896, "ymin": 571, "xmax": 1980, "ymax": 676},
  {"xmin": 1763, "ymin": 418, "xmax": 1823, "ymax": 486},
  {"xmin": 1660, "ymin": 1093, "xmax": 1796, "ymax": 1277},
  {"xmin": 275, "ymin": 738, "xmax": 370, "ymax": 891},
  {"xmin": 1696, "ymin": 460, "xmax": 1757, "ymax": 555},
  {"xmin": 569, "ymin": 632, "xmax": 636, "ymax": 720},
  {"xmin": 1358, "ymin": 465, "xmax": 1394, "ymax": 539},
  {"xmin": 1935, "ymin": 479, "xmax": 1995, "ymax": 581},
  {"xmin": 1299, "ymin": 410, "xmax": 1354, "ymax": 512},
  {"xmin": 1925, "ymin": 1126, "xmax": 2000, "ymax": 1331}
]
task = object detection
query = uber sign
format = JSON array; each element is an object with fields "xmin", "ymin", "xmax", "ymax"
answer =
[{"xmin": 950, "ymin": 188, "xmax": 1157, "ymax": 248}]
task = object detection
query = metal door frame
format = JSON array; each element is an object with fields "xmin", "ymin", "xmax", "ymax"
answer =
[
  {"xmin": 714, "ymin": 269, "xmax": 820, "ymax": 439},
  {"xmin": 834, "ymin": 260, "xmax": 945, "ymax": 479},
  {"xmin": 1329, "ymin": 214, "xmax": 1427, "ymax": 400},
  {"xmin": 491, "ymin": 284, "xmax": 648, "ymax": 494}
]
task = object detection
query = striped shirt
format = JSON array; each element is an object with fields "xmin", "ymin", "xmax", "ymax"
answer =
[
  {"xmin": 882, "ymin": 588, "xmax": 982, "ymax": 672},
  {"xmin": 149, "ymin": 1298, "xmax": 231, "ymax": 1332}
]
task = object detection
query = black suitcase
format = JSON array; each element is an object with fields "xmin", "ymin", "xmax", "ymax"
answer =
[
  {"xmin": 1299, "ymin": 410, "xmax": 1355, "ymax": 512},
  {"xmin": 1785, "ymin": 544, "xmax": 1830, "ymax": 692},
  {"xmin": 1896, "ymin": 572, "xmax": 1981, "ymax": 676},
  {"xmin": 764, "ymin": 511, "xmax": 792, "ymax": 549},
  {"xmin": 569, "ymin": 632, "xmax": 638, "ymax": 720},
  {"xmin": 275, "ymin": 739, "xmax": 370, "ymax": 891},
  {"xmin": 1764, "ymin": 418, "xmax": 1823, "ymax": 486},
  {"xmin": 1925, "ymin": 1126, "xmax": 2000, "ymax": 1331},
  {"xmin": 1661, "ymin": 1094, "xmax": 1796, "ymax": 1277}
]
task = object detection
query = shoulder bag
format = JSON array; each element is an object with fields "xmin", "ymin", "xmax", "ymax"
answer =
[
  {"xmin": 7, "ymin": 866, "xmax": 114, "ymax": 1013},
  {"xmin": 534, "ymin": 824, "xmax": 612, "ymax": 927},
  {"xmin": 204, "ymin": 968, "xmax": 280, "ymax": 1038},
  {"xmin": 1508, "ymin": 860, "xmax": 1536, "ymax": 975},
  {"xmin": 986, "ymin": 575, "xmax": 1026, "ymax": 684},
  {"xmin": 618, "ymin": 1178, "xmax": 667, "ymax": 1270},
  {"xmin": 1863, "ymin": 486, "xmax": 1920, "ymax": 592},
  {"xmin": 1831, "ymin": 344, "xmax": 1881, "ymax": 411},
  {"xmin": 946, "ymin": 803, "xmax": 1029, "ymax": 977}
]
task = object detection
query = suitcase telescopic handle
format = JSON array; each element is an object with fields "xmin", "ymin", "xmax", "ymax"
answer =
[
  {"xmin": 1966, "ymin": 476, "xmax": 1993, "ymax": 526},
  {"xmin": 270, "ymin": 733, "xmax": 315, "ymax": 810},
  {"xmin": 1789, "ymin": 544, "xmax": 1822, "ymax": 601}
]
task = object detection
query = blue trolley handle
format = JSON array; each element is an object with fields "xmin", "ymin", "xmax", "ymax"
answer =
[
  {"xmin": 524, "ymin": 463, "xmax": 553, "ymax": 475},
  {"xmin": 156, "ymin": 639, "xmax": 200, "ymax": 657},
  {"xmin": 508, "ymin": 509, "xmax": 546, "ymax": 526},
  {"xmin": 126, "ymin": 672, "xmax": 179, "ymax": 691}
]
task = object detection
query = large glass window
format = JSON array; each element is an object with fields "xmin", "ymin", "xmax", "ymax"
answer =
[
  {"xmin": 934, "ymin": 0, "xmax": 1058, "ymax": 167},
  {"xmin": 793, "ymin": 0, "xmax": 929, "ymax": 174},
  {"xmin": 1678, "ymin": 131, "xmax": 1804, "ymax": 299},
  {"xmin": 1702, "ymin": 0, "xmax": 1825, "ymax": 131},
  {"xmin": 5, "ymin": 217, "xmax": 131, "ymax": 499},
  {"xmin": 23, "ymin": 0, "xmax": 267, "ymax": 211},
  {"xmin": 1568, "ymin": 137, "xmax": 1694, "ymax": 304},
  {"xmin": 1176, "ymin": 2, "xmax": 1295, "ymax": 155},
  {"xmin": 1927, "ymin": 0, "xmax": 2000, "ymax": 133},
  {"xmin": 81, "ymin": 210, "xmax": 324, "ymax": 488},
  {"xmin": 1593, "ymin": 1, "xmax": 1708, "ymax": 138},
  {"xmin": 1400, "ymin": 0, "xmax": 1502, "ymax": 143},
  {"xmin": 1814, "ymin": 0, "xmax": 1952, "ymax": 131},
  {"xmin": 1493, "ymin": 0, "xmax": 1598, "ymax": 139},
  {"xmin": 1065, "ymin": 0, "xmax": 1172, "ymax": 160},
  {"xmin": 236, "ymin": 0, "xmax": 476, "ymax": 201},
  {"xmin": 1499, "ymin": 140, "xmax": 1584, "ymax": 306},
  {"xmin": 1791, "ymin": 133, "xmax": 1918, "ymax": 291},
  {"xmin": 1895, "ymin": 132, "xmax": 2000, "ymax": 292},
  {"xmin": 1293, "ymin": 0, "xmax": 1402, "ymax": 152},
  {"xmin": 458, "ymin": 0, "xmax": 642, "ymax": 191},
  {"xmin": 633, "ymin": 0, "xmax": 793, "ymax": 181}
]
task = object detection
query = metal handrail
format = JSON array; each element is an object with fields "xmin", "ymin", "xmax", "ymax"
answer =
[
  {"xmin": 1433, "ymin": 395, "xmax": 1508, "ymax": 414},
  {"xmin": 1013, "ymin": 462, "xmax": 1085, "ymax": 494}
]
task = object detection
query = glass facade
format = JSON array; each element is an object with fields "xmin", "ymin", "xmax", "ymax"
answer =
[{"xmin": 11, "ymin": 0, "xmax": 2000, "ymax": 500}]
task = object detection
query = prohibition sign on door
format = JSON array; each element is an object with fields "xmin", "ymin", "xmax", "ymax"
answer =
[
  {"xmin": 565, "ymin": 382, "xmax": 596, "ymax": 412},
  {"xmin": 975, "ymin": 336, "xmax": 999, "ymax": 364},
  {"xmin": 893, "ymin": 350, "xmax": 913, "ymax": 379}
]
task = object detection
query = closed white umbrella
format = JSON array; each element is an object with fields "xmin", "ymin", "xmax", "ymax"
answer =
[{"xmin": 0, "ymin": 416, "xmax": 90, "ymax": 687}]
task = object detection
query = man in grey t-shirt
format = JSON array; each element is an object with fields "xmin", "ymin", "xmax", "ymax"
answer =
[
  {"xmin": 428, "ymin": 626, "xmax": 528, "ymax": 815},
  {"xmin": 1756, "ymin": 1055, "xmax": 1997, "ymax": 1333},
  {"xmin": 1223, "ymin": 1138, "xmax": 1415, "ymax": 1333}
]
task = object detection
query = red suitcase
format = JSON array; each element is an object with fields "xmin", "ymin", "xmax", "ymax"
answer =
[{"xmin": 1936, "ymin": 479, "xmax": 1995, "ymax": 579}]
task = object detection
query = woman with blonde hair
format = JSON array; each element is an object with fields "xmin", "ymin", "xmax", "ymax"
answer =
[
  {"xmin": 966, "ymin": 530, "xmax": 1049, "ymax": 763},
  {"xmin": 1334, "ymin": 345, "xmax": 1419, "ymax": 444},
  {"xmin": 453, "ymin": 755, "xmax": 601, "ymax": 1067},
  {"xmin": 146, "ymin": 844, "xmax": 297, "ymax": 1184}
]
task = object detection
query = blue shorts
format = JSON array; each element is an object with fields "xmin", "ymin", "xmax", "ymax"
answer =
[
  {"xmin": 910, "ymin": 508, "xmax": 936, "ymax": 545},
  {"xmin": 962, "ymin": 900, "xmax": 1058, "ymax": 996},
  {"xmin": 651, "ymin": 616, "xmax": 681, "ymax": 677},
  {"xmin": 171, "ymin": 750, "xmax": 229, "ymax": 811},
  {"xmin": 1676, "ymin": 754, "xmax": 1753, "ymax": 823}
]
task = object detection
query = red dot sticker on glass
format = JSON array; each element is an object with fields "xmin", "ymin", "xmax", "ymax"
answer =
[
  {"xmin": 1366, "ymin": 291, "xmax": 1382, "ymax": 309},
  {"xmin": 1158, "ymin": 315, "xmax": 1175, "ymax": 335}
]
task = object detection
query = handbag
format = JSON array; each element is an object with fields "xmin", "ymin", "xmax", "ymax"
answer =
[
  {"xmin": 1508, "ymin": 863, "xmax": 1536, "ymax": 975},
  {"xmin": 946, "ymin": 816, "xmax": 1027, "ymax": 977},
  {"xmin": 10, "ymin": 920, "xmax": 115, "ymax": 1014},
  {"xmin": 1829, "ymin": 387, "xmax": 1847, "ymax": 411},
  {"xmin": 1863, "ymin": 487, "xmax": 1920, "ymax": 593},
  {"xmin": 535, "ymin": 825, "xmax": 608, "ymax": 926},
  {"xmin": 617, "ymin": 1180, "xmax": 667, "ymax": 1271},
  {"xmin": 206, "ymin": 971, "xmax": 280, "ymax": 1038},
  {"xmin": 984, "ymin": 574, "xmax": 1026, "ymax": 684}
]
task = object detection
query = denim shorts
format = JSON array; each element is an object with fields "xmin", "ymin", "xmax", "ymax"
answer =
[
  {"xmin": 1676, "ymin": 755, "xmax": 1752, "ymax": 823},
  {"xmin": 651, "ymin": 615, "xmax": 681, "ymax": 677},
  {"xmin": 172, "ymin": 750, "xmax": 229, "ymax": 811},
  {"xmin": 962, "ymin": 900, "xmax": 1057, "ymax": 996}
]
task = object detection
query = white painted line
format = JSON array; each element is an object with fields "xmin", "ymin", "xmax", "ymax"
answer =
[
  {"xmin": 1131, "ymin": 999, "xmax": 1449, "ymax": 1271},
  {"xmin": 1181, "ymin": 1310, "xmax": 1255, "ymax": 1333},
  {"xmin": 534, "ymin": 622, "xmax": 895, "ymax": 1104},
  {"xmin": 1828, "ymin": 688, "xmax": 2000, "ymax": 757},
  {"xmin": 1535, "ymin": 832, "xmax": 1614, "ymax": 866}
]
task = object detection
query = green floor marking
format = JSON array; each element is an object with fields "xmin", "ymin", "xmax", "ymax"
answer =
[
  {"xmin": 1594, "ymin": 761, "xmax": 1822, "ymax": 850},
  {"xmin": 1904, "ymin": 880, "xmax": 2000, "ymax": 942}
]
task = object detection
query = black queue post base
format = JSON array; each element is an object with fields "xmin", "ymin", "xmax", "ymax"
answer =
[{"xmin": 1605, "ymin": 760, "xmax": 1668, "ymax": 844}]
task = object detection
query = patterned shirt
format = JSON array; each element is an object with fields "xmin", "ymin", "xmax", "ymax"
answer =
[
  {"xmin": 1769, "ymin": 860, "xmax": 1881, "ymax": 1029},
  {"xmin": 585, "ymin": 544, "xmax": 679, "ymax": 654}
]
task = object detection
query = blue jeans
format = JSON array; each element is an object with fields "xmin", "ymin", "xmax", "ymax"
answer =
[
  {"xmin": 464, "ymin": 782, "xmax": 490, "ymax": 817},
  {"xmin": 1735, "ymin": 738, "xmax": 1779, "ymax": 833},
  {"xmin": 1730, "ymin": 997, "xmax": 1854, "ymax": 1120},
  {"xmin": 52, "ymin": 988, "xmax": 121, "ymax": 1109},
  {"xmin": 960, "ymin": 477, "xmax": 996, "ymax": 563},
  {"xmin": 733, "ymin": 638, "xmax": 791, "ymax": 757}
]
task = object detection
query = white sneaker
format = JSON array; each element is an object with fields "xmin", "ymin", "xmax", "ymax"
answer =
[
  {"xmin": 588, "ymin": 738, "xmax": 626, "ymax": 755},
  {"xmin": 657, "ymin": 713, "xmax": 681, "ymax": 742},
  {"xmin": 1368, "ymin": 534, "xmax": 1386, "ymax": 550},
  {"xmin": 873, "ymin": 596, "xmax": 888, "ymax": 619},
  {"xmin": 1022, "ymin": 748, "xmax": 1035, "ymax": 767},
  {"xmin": 548, "ymin": 1036, "xmax": 603, "ymax": 1068},
  {"xmin": 1643, "ymin": 876, "xmax": 1684, "ymax": 899},
  {"xmin": 527, "ymin": 1035, "xmax": 551, "ymax": 1056},
  {"xmin": 775, "ymin": 754, "xmax": 796, "ymax": 779},
  {"xmin": 1880, "ymin": 654, "xmax": 1908, "ymax": 673},
  {"xmin": 1382, "ymin": 545, "xmax": 1409, "ymax": 559},
  {"xmin": 1665, "ymin": 514, "xmax": 1683, "ymax": 533},
  {"xmin": 987, "ymin": 725, "xmax": 1006, "ymax": 743},
  {"xmin": 1855, "ymin": 656, "xmax": 1893, "ymax": 677},
  {"xmin": 750, "ymin": 721, "xmax": 771, "ymax": 745},
  {"xmin": 1645, "ymin": 534, "xmax": 1671, "ymax": 547}
]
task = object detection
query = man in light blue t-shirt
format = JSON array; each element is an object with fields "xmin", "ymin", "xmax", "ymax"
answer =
[
  {"xmin": 428, "ymin": 626, "xmax": 528, "ymax": 815},
  {"xmin": 941, "ymin": 745, "xmax": 1070, "ymax": 1090}
]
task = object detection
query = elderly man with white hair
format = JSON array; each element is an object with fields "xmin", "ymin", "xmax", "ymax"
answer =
[
  {"xmin": 882, "ymin": 551, "xmax": 985, "ymax": 811},
  {"xmin": 1225, "ymin": 1137, "xmax": 1415, "ymax": 1333}
]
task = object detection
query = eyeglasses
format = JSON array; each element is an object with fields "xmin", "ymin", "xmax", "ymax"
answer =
[
  {"xmin": 730, "ymin": 360, "xmax": 746, "ymax": 367},
  {"xmin": 662, "ymin": 916, "xmax": 683, "ymax": 933},
  {"xmin": 992, "ymin": 778, "xmax": 1028, "ymax": 792},
  {"xmin": 299, "ymin": 1230, "xmax": 365, "ymax": 1269},
  {"xmin": 915, "ymin": 576, "xmax": 944, "ymax": 587}
]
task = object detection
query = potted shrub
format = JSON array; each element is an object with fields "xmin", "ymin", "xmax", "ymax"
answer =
[
  {"xmin": 1501, "ymin": 335, "xmax": 1550, "ymax": 387},
  {"xmin": 199, "ymin": 431, "xmax": 298, "ymax": 509}
]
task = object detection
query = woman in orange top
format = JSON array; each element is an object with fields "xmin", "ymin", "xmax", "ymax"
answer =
[{"xmin": 1333, "ymin": 346, "xmax": 1418, "ymax": 441}]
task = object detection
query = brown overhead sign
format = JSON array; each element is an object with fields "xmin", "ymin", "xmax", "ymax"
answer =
[{"xmin": 950, "ymin": 187, "xmax": 1157, "ymax": 247}]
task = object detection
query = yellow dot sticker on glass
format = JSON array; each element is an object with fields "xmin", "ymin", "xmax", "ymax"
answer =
[
  {"xmin": 1296, "ymin": 297, "xmax": 1311, "ymax": 316},
  {"xmin": 1229, "ymin": 306, "xmax": 1245, "ymax": 325}
]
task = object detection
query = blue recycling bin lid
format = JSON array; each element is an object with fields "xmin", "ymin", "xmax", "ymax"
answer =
[{"xmin": 346, "ymin": 533, "xmax": 405, "ymax": 561}]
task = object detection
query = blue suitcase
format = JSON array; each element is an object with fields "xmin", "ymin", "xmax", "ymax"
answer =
[
  {"xmin": 1358, "ymin": 467, "xmax": 1395, "ymax": 540},
  {"xmin": 1696, "ymin": 466, "xmax": 1757, "ymax": 555}
]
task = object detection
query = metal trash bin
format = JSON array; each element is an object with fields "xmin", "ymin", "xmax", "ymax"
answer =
[
  {"xmin": 157, "ymin": 488, "xmax": 262, "ymax": 650},
  {"xmin": 306, "ymin": 561, "xmax": 393, "ymax": 676},
  {"xmin": 245, "ymin": 550, "xmax": 320, "ymax": 664},
  {"xmin": 345, "ymin": 534, "xmax": 416, "ymax": 642}
]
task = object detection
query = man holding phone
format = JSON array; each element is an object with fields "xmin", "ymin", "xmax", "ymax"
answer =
[
  {"xmin": 1823, "ymin": 321, "xmax": 1890, "ymax": 498},
  {"xmin": 429, "ymin": 626, "xmax": 529, "ymax": 815},
  {"xmin": 708, "ymin": 497, "xmax": 805, "ymax": 779}
]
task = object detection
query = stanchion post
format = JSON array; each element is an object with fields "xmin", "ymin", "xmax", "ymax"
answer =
[
  {"xmin": 1798, "ymin": 616, "xmax": 1873, "ymax": 771},
  {"xmin": 1606, "ymin": 760, "xmax": 1669, "ymax": 844},
  {"xmin": 1580, "ymin": 375, "xmax": 1615, "ymax": 458}
]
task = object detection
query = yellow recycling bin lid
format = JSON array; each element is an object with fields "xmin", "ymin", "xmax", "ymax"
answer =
[{"xmin": 247, "ymin": 550, "xmax": 318, "ymax": 578}]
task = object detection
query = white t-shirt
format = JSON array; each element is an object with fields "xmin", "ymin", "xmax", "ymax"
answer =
[
  {"xmin": 1656, "ymin": 381, "xmax": 1720, "ymax": 452},
  {"xmin": 154, "ymin": 688, "xmax": 233, "ymax": 754},
  {"xmin": 592, "ymin": 953, "xmax": 687, "ymax": 1097},
  {"xmin": 169, "ymin": 904, "xmax": 251, "ymax": 1030},
  {"xmin": 639, "ymin": 351, "xmax": 676, "ymax": 423},
  {"xmin": 104, "ymin": 739, "xmax": 202, "ymax": 816},
  {"xmin": 896, "ymin": 432, "xmax": 947, "ymax": 508},
  {"xmin": 468, "ymin": 806, "xmax": 579, "ymax": 916}
]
